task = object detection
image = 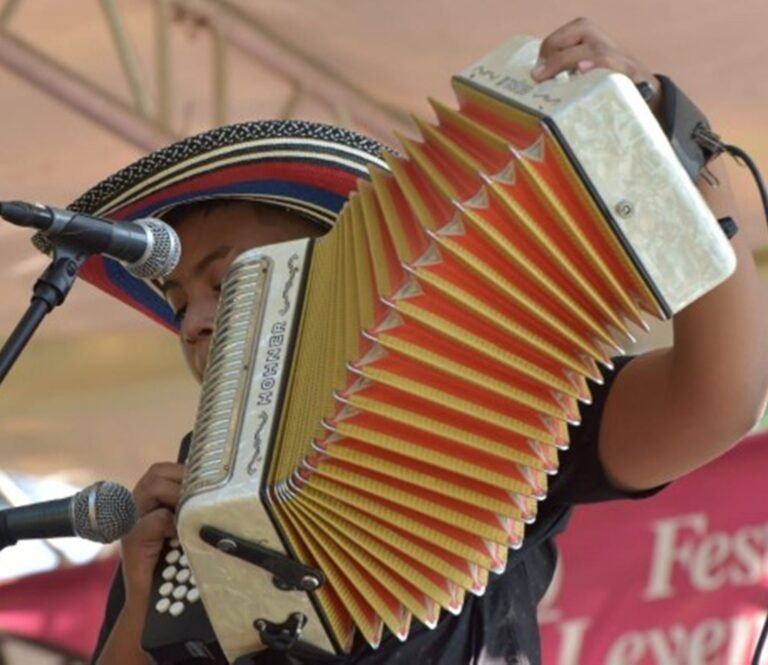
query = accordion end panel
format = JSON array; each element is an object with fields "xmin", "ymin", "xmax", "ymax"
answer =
[
  {"xmin": 176, "ymin": 239, "xmax": 342, "ymax": 662},
  {"xmin": 456, "ymin": 36, "xmax": 736, "ymax": 316}
]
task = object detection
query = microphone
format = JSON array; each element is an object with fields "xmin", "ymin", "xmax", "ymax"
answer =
[
  {"xmin": 0, "ymin": 481, "xmax": 137, "ymax": 546},
  {"xmin": 0, "ymin": 200, "xmax": 181, "ymax": 280}
]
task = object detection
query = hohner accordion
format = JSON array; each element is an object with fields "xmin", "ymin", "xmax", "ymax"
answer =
[{"xmin": 156, "ymin": 37, "xmax": 735, "ymax": 662}]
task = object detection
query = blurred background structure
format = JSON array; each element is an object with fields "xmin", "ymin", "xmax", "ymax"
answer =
[{"xmin": 0, "ymin": 1, "xmax": 766, "ymax": 663}]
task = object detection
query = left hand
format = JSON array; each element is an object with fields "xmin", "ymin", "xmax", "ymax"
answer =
[{"xmin": 531, "ymin": 18, "xmax": 662, "ymax": 117}]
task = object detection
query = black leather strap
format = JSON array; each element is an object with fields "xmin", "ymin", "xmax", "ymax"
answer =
[
  {"xmin": 717, "ymin": 215, "xmax": 739, "ymax": 239},
  {"xmin": 654, "ymin": 74, "xmax": 724, "ymax": 182}
]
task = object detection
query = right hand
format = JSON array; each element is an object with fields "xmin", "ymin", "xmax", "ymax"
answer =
[
  {"xmin": 531, "ymin": 18, "xmax": 663, "ymax": 119},
  {"xmin": 120, "ymin": 462, "xmax": 185, "ymax": 607}
]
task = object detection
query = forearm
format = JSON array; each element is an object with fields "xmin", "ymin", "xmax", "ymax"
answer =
[
  {"xmin": 97, "ymin": 506, "xmax": 177, "ymax": 665},
  {"xmin": 97, "ymin": 465, "xmax": 182, "ymax": 663}
]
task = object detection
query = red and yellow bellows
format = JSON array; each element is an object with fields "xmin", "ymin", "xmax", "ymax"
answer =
[{"xmin": 267, "ymin": 76, "xmax": 665, "ymax": 649}]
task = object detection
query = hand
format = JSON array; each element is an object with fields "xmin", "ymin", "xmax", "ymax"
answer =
[
  {"xmin": 95, "ymin": 462, "xmax": 184, "ymax": 665},
  {"xmin": 120, "ymin": 462, "xmax": 185, "ymax": 607},
  {"xmin": 531, "ymin": 18, "xmax": 662, "ymax": 117}
]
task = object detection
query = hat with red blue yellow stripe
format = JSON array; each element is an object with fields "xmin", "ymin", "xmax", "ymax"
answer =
[{"xmin": 68, "ymin": 119, "xmax": 391, "ymax": 332}]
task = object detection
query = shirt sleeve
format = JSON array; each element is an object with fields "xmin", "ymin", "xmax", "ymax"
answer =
[{"xmin": 546, "ymin": 355, "xmax": 668, "ymax": 505}]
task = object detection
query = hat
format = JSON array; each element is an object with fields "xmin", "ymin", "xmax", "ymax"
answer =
[{"xmin": 69, "ymin": 120, "xmax": 392, "ymax": 332}]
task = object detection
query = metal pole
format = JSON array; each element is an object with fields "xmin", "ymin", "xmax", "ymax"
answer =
[
  {"xmin": 279, "ymin": 81, "xmax": 302, "ymax": 120},
  {"xmin": 211, "ymin": 23, "xmax": 227, "ymax": 126},
  {"xmin": 0, "ymin": 0, "xmax": 22, "ymax": 27},
  {"xmin": 0, "ymin": 31, "xmax": 176, "ymax": 151},
  {"xmin": 174, "ymin": 0, "xmax": 411, "ymax": 141},
  {"xmin": 99, "ymin": 0, "xmax": 153, "ymax": 118},
  {"xmin": 153, "ymin": 0, "xmax": 173, "ymax": 130}
]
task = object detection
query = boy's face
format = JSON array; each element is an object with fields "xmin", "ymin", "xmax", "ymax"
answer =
[{"xmin": 160, "ymin": 201, "xmax": 324, "ymax": 382}]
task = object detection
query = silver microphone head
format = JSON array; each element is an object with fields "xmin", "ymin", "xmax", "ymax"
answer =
[
  {"xmin": 126, "ymin": 218, "xmax": 182, "ymax": 280},
  {"xmin": 30, "ymin": 218, "xmax": 181, "ymax": 281},
  {"xmin": 71, "ymin": 481, "xmax": 137, "ymax": 543}
]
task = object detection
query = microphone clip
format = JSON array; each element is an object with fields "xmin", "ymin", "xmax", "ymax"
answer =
[
  {"xmin": 0, "ymin": 240, "xmax": 86, "ymax": 386},
  {"xmin": 32, "ymin": 241, "xmax": 88, "ymax": 310}
]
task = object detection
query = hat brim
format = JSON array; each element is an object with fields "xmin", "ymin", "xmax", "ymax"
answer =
[{"xmin": 70, "ymin": 120, "xmax": 391, "ymax": 331}]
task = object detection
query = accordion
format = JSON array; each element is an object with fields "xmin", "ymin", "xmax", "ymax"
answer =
[{"xmin": 144, "ymin": 36, "xmax": 735, "ymax": 663}]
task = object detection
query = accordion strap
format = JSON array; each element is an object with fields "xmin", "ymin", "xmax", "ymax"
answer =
[{"xmin": 654, "ymin": 74, "xmax": 723, "ymax": 182}]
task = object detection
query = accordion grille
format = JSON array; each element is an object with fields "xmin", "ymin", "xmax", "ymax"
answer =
[{"xmin": 181, "ymin": 256, "xmax": 271, "ymax": 501}]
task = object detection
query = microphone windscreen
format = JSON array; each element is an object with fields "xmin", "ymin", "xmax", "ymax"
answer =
[
  {"xmin": 72, "ymin": 481, "xmax": 137, "ymax": 543},
  {"xmin": 126, "ymin": 218, "xmax": 181, "ymax": 280}
]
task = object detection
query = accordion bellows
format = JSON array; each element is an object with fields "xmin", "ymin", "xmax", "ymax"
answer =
[{"xmin": 176, "ymin": 37, "xmax": 735, "ymax": 661}]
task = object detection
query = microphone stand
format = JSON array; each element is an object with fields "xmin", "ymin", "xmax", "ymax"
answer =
[{"xmin": 0, "ymin": 242, "xmax": 86, "ymax": 386}]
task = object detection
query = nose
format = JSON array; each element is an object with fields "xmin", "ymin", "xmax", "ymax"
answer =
[{"xmin": 180, "ymin": 295, "xmax": 216, "ymax": 345}]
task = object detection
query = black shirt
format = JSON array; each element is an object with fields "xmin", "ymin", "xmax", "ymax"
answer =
[{"xmin": 93, "ymin": 356, "xmax": 662, "ymax": 664}]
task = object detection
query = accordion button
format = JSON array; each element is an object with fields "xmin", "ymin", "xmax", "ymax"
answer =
[
  {"xmin": 169, "ymin": 538, "xmax": 180, "ymax": 548},
  {"xmin": 155, "ymin": 598, "xmax": 171, "ymax": 614},
  {"xmin": 170, "ymin": 601, "xmax": 185, "ymax": 617},
  {"xmin": 161, "ymin": 566, "xmax": 177, "ymax": 581},
  {"xmin": 173, "ymin": 585, "xmax": 188, "ymax": 600},
  {"xmin": 187, "ymin": 588, "xmax": 200, "ymax": 603},
  {"xmin": 179, "ymin": 553, "xmax": 189, "ymax": 567},
  {"xmin": 165, "ymin": 549, "xmax": 181, "ymax": 564},
  {"xmin": 159, "ymin": 582, "xmax": 174, "ymax": 597},
  {"xmin": 176, "ymin": 569, "xmax": 191, "ymax": 584}
]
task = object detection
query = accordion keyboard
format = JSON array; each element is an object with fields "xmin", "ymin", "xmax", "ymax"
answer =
[
  {"xmin": 153, "ymin": 539, "xmax": 200, "ymax": 615},
  {"xmin": 142, "ymin": 539, "xmax": 221, "ymax": 663}
]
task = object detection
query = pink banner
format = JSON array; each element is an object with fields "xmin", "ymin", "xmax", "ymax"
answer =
[
  {"xmin": 0, "ymin": 555, "xmax": 118, "ymax": 657},
  {"xmin": 2, "ymin": 438, "xmax": 767, "ymax": 662},
  {"xmin": 540, "ymin": 431, "xmax": 768, "ymax": 665}
]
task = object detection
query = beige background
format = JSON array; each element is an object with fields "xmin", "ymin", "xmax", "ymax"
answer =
[{"xmin": 0, "ymin": 0, "xmax": 766, "ymax": 494}]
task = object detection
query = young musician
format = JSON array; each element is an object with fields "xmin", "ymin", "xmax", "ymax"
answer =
[{"xmin": 88, "ymin": 18, "xmax": 768, "ymax": 665}]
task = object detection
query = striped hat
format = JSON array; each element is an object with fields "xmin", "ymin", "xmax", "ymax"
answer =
[{"xmin": 70, "ymin": 120, "xmax": 391, "ymax": 332}]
